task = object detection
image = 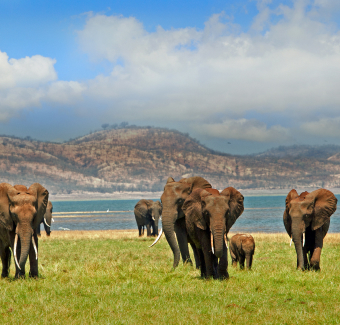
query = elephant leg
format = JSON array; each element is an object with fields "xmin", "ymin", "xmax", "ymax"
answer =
[
  {"xmin": 29, "ymin": 233, "xmax": 39, "ymax": 278},
  {"xmin": 175, "ymin": 218, "xmax": 192, "ymax": 265},
  {"xmin": 138, "ymin": 225, "xmax": 143, "ymax": 237},
  {"xmin": 0, "ymin": 245, "xmax": 11, "ymax": 278},
  {"xmin": 245, "ymin": 254, "xmax": 253, "ymax": 270},
  {"xmin": 8, "ymin": 230, "xmax": 24, "ymax": 278},
  {"xmin": 239, "ymin": 254, "xmax": 245, "ymax": 270},
  {"xmin": 189, "ymin": 242, "xmax": 201, "ymax": 269},
  {"xmin": 146, "ymin": 223, "xmax": 152, "ymax": 237},
  {"xmin": 310, "ymin": 227, "xmax": 323, "ymax": 271},
  {"xmin": 229, "ymin": 245, "xmax": 238, "ymax": 267},
  {"xmin": 197, "ymin": 228, "xmax": 215, "ymax": 278},
  {"xmin": 197, "ymin": 248, "xmax": 206, "ymax": 277},
  {"xmin": 217, "ymin": 240, "xmax": 229, "ymax": 279}
]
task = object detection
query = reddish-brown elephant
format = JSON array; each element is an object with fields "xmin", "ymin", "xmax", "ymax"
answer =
[
  {"xmin": 182, "ymin": 187, "xmax": 244, "ymax": 279},
  {"xmin": 283, "ymin": 188, "xmax": 337, "ymax": 271},
  {"xmin": 0, "ymin": 183, "xmax": 49, "ymax": 278},
  {"xmin": 229, "ymin": 234, "xmax": 255, "ymax": 270}
]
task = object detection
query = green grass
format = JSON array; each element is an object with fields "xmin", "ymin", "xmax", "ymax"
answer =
[{"xmin": 1, "ymin": 232, "xmax": 340, "ymax": 324}]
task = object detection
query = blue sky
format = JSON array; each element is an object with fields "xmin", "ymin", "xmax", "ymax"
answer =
[{"xmin": 1, "ymin": 0, "xmax": 340, "ymax": 154}]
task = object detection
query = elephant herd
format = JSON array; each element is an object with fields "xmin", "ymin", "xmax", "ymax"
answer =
[
  {"xmin": 135, "ymin": 176, "xmax": 338, "ymax": 279},
  {"xmin": 0, "ymin": 176, "xmax": 337, "ymax": 280}
]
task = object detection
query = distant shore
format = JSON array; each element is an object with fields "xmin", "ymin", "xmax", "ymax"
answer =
[{"xmin": 49, "ymin": 187, "xmax": 340, "ymax": 201}]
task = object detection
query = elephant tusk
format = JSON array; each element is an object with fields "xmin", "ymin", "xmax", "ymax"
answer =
[
  {"xmin": 290, "ymin": 237, "xmax": 292, "ymax": 246},
  {"xmin": 149, "ymin": 228, "xmax": 163, "ymax": 247},
  {"xmin": 32, "ymin": 235, "xmax": 38, "ymax": 260},
  {"xmin": 211, "ymin": 233, "xmax": 214, "ymax": 254},
  {"xmin": 14, "ymin": 233, "xmax": 21, "ymax": 270},
  {"xmin": 224, "ymin": 233, "xmax": 229, "ymax": 249},
  {"xmin": 52, "ymin": 218, "xmax": 55, "ymax": 223},
  {"xmin": 44, "ymin": 218, "xmax": 51, "ymax": 227},
  {"xmin": 303, "ymin": 233, "xmax": 305, "ymax": 247}
]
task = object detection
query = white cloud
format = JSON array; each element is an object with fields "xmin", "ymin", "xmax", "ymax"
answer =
[
  {"xmin": 194, "ymin": 118, "xmax": 291, "ymax": 142},
  {"xmin": 301, "ymin": 117, "xmax": 340, "ymax": 137},
  {"xmin": 76, "ymin": 3, "xmax": 340, "ymax": 142}
]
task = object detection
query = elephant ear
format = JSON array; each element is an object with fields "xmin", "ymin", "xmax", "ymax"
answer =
[
  {"xmin": 166, "ymin": 177, "xmax": 175, "ymax": 184},
  {"xmin": 134, "ymin": 199, "xmax": 149, "ymax": 216},
  {"xmin": 179, "ymin": 176, "xmax": 212, "ymax": 193},
  {"xmin": 182, "ymin": 189, "xmax": 211, "ymax": 230},
  {"xmin": 221, "ymin": 187, "xmax": 244, "ymax": 233},
  {"xmin": 283, "ymin": 189, "xmax": 298, "ymax": 237},
  {"xmin": 0, "ymin": 183, "xmax": 16, "ymax": 231},
  {"xmin": 28, "ymin": 183, "xmax": 49, "ymax": 226},
  {"xmin": 156, "ymin": 201, "xmax": 162, "ymax": 214},
  {"xmin": 306, "ymin": 189, "xmax": 337, "ymax": 231}
]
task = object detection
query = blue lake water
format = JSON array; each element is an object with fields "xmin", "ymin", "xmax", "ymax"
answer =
[{"xmin": 46, "ymin": 195, "xmax": 340, "ymax": 233}]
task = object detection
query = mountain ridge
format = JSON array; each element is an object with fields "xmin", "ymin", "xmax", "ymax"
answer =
[{"xmin": 1, "ymin": 126, "xmax": 340, "ymax": 194}]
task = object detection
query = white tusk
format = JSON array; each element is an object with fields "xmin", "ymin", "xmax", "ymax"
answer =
[
  {"xmin": 52, "ymin": 218, "xmax": 55, "ymax": 223},
  {"xmin": 32, "ymin": 236, "xmax": 38, "ymax": 260},
  {"xmin": 224, "ymin": 234, "xmax": 228, "ymax": 249},
  {"xmin": 14, "ymin": 234, "xmax": 21, "ymax": 270},
  {"xmin": 149, "ymin": 228, "xmax": 163, "ymax": 247},
  {"xmin": 211, "ymin": 233, "xmax": 214, "ymax": 254},
  {"xmin": 44, "ymin": 218, "xmax": 51, "ymax": 228},
  {"xmin": 303, "ymin": 233, "xmax": 305, "ymax": 247},
  {"xmin": 290, "ymin": 237, "xmax": 292, "ymax": 246}
]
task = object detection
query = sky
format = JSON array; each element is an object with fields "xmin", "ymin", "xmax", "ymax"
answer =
[{"xmin": 1, "ymin": 0, "xmax": 340, "ymax": 155}]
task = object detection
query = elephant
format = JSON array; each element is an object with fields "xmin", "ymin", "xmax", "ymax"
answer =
[
  {"xmin": 134, "ymin": 199, "xmax": 162, "ymax": 237},
  {"xmin": 283, "ymin": 188, "xmax": 337, "ymax": 271},
  {"xmin": 36, "ymin": 201, "xmax": 54, "ymax": 237},
  {"xmin": 152, "ymin": 176, "xmax": 212, "ymax": 269},
  {"xmin": 182, "ymin": 187, "xmax": 244, "ymax": 279},
  {"xmin": 229, "ymin": 234, "xmax": 255, "ymax": 270},
  {"xmin": 0, "ymin": 183, "xmax": 49, "ymax": 278}
]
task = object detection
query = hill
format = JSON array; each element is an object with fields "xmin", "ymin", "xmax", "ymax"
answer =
[{"xmin": 1, "ymin": 127, "xmax": 340, "ymax": 194}]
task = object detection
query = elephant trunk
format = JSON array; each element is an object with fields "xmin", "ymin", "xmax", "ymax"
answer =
[
  {"xmin": 212, "ymin": 224, "xmax": 225, "ymax": 259},
  {"xmin": 17, "ymin": 228, "xmax": 33, "ymax": 273},
  {"xmin": 292, "ymin": 227, "xmax": 304, "ymax": 270},
  {"xmin": 162, "ymin": 207, "xmax": 180, "ymax": 268}
]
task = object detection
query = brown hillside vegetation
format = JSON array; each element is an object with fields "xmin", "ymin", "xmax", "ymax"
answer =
[{"xmin": 1, "ymin": 127, "xmax": 340, "ymax": 194}]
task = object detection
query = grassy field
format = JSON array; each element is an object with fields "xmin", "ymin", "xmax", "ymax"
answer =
[{"xmin": 1, "ymin": 231, "xmax": 340, "ymax": 324}]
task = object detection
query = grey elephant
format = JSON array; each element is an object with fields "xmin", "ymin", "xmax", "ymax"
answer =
[
  {"xmin": 152, "ymin": 176, "xmax": 212, "ymax": 269},
  {"xmin": 283, "ymin": 188, "xmax": 337, "ymax": 271},
  {"xmin": 36, "ymin": 201, "xmax": 54, "ymax": 237},
  {"xmin": 229, "ymin": 234, "xmax": 255, "ymax": 270},
  {"xmin": 182, "ymin": 187, "xmax": 244, "ymax": 279},
  {"xmin": 134, "ymin": 199, "xmax": 162, "ymax": 236},
  {"xmin": 0, "ymin": 183, "xmax": 49, "ymax": 278}
]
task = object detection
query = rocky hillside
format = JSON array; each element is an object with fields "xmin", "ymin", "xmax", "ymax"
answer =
[{"xmin": 1, "ymin": 127, "xmax": 340, "ymax": 194}]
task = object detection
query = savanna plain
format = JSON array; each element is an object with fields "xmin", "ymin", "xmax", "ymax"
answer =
[{"xmin": 1, "ymin": 231, "xmax": 340, "ymax": 324}]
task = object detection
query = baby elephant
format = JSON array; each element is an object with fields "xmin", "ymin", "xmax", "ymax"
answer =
[{"xmin": 229, "ymin": 234, "xmax": 255, "ymax": 269}]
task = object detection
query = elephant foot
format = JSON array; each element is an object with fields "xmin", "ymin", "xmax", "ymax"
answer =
[
  {"xmin": 1, "ymin": 272, "xmax": 9, "ymax": 278},
  {"xmin": 217, "ymin": 271, "xmax": 229, "ymax": 280},
  {"xmin": 15, "ymin": 272, "xmax": 26, "ymax": 279},
  {"xmin": 232, "ymin": 261, "xmax": 237, "ymax": 268},
  {"xmin": 310, "ymin": 262, "xmax": 320, "ymax": 271},
  {"xmin": 37, "ymin": 234, "xmax": 41, "ymax": 237},
  {"xmin": 46, "ymin": 234, "xmax": 50, "ymax": 237}
]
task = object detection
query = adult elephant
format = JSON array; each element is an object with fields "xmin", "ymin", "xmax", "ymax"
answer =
[
  {"xmin": 0, "ymin": 183, "xmax": 49, "ymax": 278},
  {"xmin": 37, "ymin": 201, "xmax": 54, "ymax": 237},
  {"xmin": 134, "ymin": 199, "xmax": 162, "ymax": 237},
  {"xmin": 283, "ymin": 188, "xmax": 337, "ymax": 271},
  {"xmin": 182, "ymin": 187, "xmax": 244, "ymax": 279},
  {"xmin": 156, "ymin": 176, "xmax": 212, "ymax": 269}
]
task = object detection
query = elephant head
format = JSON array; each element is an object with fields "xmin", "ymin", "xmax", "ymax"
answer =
[
  {"xmin": 0, "ymin": 183, "xmax": 49, "ymax": 274},
  {"xmin": 283, "ymin": 188, "xmax": 337, "ymax": 270},
  {"xmin": 160, "ymin": 176, "xmax": 211, "ymax": 268},
  {"xmin": 43, "ymin": 201, "xmax": 53, "ymax": 236},
  {"xmin": 182, "ymin": 187, "xmax": 244, "ymax": 258}
]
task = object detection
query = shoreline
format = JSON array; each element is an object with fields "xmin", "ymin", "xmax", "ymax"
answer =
[
  {"xmin": 49, "ymin": 188, "xmax": 340, "ymax": 201},
  {"xmin": 40, "ymin": 229, "xmax": 340, "ymax": 241}
]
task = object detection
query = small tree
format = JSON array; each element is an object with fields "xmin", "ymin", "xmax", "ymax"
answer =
[{"xmin": 101, "ymin": 123, "xmax": 109, "ymax": 130}]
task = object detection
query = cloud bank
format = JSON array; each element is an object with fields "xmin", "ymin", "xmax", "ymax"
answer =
[{"xmin": 1, "ymin": 0, "xmax": 340, "ymax": 145}]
